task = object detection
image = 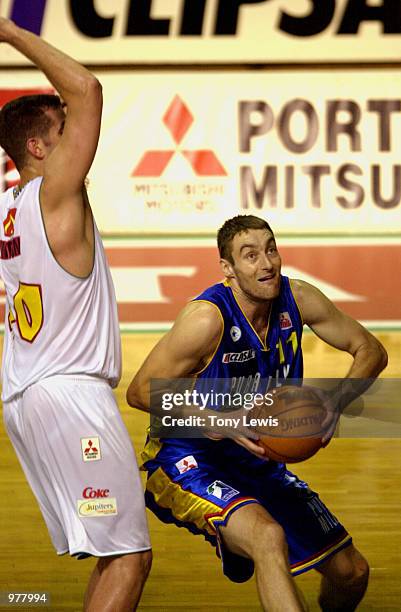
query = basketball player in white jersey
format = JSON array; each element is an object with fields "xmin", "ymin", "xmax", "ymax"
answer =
[{"xmin": 0, "ymin": 18, "xmax": 151, "ymax": 611}]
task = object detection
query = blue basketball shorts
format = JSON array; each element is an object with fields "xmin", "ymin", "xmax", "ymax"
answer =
[{"xmin": 143, "ymin": 438, "xmax": 351, "ymax": 582}]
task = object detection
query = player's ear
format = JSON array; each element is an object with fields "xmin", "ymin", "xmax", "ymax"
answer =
[
  {"xmin": 220, "ymin": 258, "xmax": 235, "ymax": 278},
  {"xmin": 26, "ymin": 137, "xmax": 46, "ymax": 161}
]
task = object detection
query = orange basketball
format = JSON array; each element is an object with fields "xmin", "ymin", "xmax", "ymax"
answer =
[{"xmin": 251, "ymin": 386, "xmax": 326, "ymax": 463}]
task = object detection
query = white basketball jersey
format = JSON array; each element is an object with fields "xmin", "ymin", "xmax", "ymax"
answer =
[{"xmin": 0, "ymin": 177, "xmax": 121, "ymax": 401}]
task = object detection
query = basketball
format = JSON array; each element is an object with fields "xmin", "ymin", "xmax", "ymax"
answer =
[{"xmin": 251, "ymin": 386, "xmax": 327, "ymax": 463}]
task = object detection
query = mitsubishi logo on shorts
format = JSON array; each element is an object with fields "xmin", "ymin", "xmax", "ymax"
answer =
[
  {"xmin": 132, "ymin": 95, "xmax": 227, "ymax": 177},
  {"xmin": 175, "ymin": 455, "xmax": 198, "ymax": 474},
  {"xmin": 81, "ymin": 436, "xmax": 102, "ymax": 462}
]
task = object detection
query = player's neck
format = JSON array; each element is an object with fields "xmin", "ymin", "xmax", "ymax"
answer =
[
  {"xmin": 19, "ymin": 166, "xmax": 39, "ymax": 189},
  {"xmin": 232, "ymin": 286, "xmax": 272, "ymax": 327}
]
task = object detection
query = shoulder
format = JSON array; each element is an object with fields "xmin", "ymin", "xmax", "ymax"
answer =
[
  {"xmin": 289, "ymin": 278, "xmax": 323, "ymax": 302},
  {"xmin": 196, "ymin": 281, "xmax": 228, "ymax": 302},
  {"xmin": 153, "ymin": 299, "xmax": 223, "ymax": 370},
  {"xmin": 174, "ymin": 300, "xmax": 223, "ymax": 339},
  {"xmin": 288, "ymin": 278, "xmax": 334, "ymax": 325}
]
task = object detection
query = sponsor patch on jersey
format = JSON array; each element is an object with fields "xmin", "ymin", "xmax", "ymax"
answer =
[
  {"xmin": 279, "ymin": 311, "xmax": 293, "ymax": 330},
  {"xmin": 207, "ymin": 480, "xmax": 239, "ymax": 501},
  {"xmin": 230, "ymin": 326, "xmax": 241, "ymax": 342},
  {"xmin": 81, "ymin": 437, "xmax": 101, "ymax": 462},
  {"xmin": 3, "ymin": 208, "xmax": 17, "ymax": 237},
  {"xmin": 77, "ymin": 498, "xmax": 117, "ymax": 518},
  {"xmin": 175, "ymin": 455, "xmax": 198, "ymax": 474},
  {"xmin": 222, "ymin": 349, "xmax": 255, "ymax": 363}
]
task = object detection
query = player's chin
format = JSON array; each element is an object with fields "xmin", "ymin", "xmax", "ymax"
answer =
[{"xmin": 257, "ymin": 281, "xmax": 280, "ymax": 299}]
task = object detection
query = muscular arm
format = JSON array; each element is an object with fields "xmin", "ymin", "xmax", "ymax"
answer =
[
  {"xmin": 292, "ymin": 279, "xmax": 387, "ymax": 378},
  {"xmin": 127, "ymin": 301, "xmax": 222, "ymax": 413},
  {"xmin": 0, "ymin": 19, "xmax": 102, "ymax": 275},
  {"xmin": 292, "ymin": 279, "xmax": 388, "ymax": 424},
  {"xmin": 127, "ymin": 301, "xmax": 264, "ymax": 456}
]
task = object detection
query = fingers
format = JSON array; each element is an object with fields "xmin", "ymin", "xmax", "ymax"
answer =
[
  {"xmin": 204, "ymin": 432, "xmax": 224, "ymax": 441},
  {"xmin": 321, "ymin": 416, "xmax": 338, "ymax": 445},
  {"xmin": 234, "ymin": 437, "xmax": 266, "ymax": 457}
]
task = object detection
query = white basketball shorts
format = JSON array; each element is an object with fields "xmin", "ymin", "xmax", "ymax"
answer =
[{"xmin": 3, "ymin": 375, "xmax": 151, "ymax": 557}]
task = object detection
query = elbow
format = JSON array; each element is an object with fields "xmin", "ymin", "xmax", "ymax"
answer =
[
  {"xmin": 126, "ymin": 382, "xmax": 136, "ymax": 408},
  {"xmin": 80, "ymin": 75, "xmax": 102, "ymax": 104},
  {"xmin": 377, "ymin": 343, "xmax": 388, "ymax": 373},
  {"xmin": 126, "ymin": 380, "xmax": 145, "ymax": 411},
  {"xmin": 369, "ymin": 337, "xmax": 388, "ymax": 375}
]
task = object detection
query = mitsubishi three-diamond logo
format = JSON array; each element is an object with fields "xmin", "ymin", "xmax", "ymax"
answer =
[{"xmin": 132, "ymin": 95, "xmax": 227, "ymax": 177}]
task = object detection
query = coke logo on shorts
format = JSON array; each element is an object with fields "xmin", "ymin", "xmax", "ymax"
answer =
[{"xmin": 82, "ymin": 487, "xmax": 110, "ymax": 499}]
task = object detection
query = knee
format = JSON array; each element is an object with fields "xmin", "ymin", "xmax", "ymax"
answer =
[
  {"xmin": 341, "ymin": 553, "xmax": 368, "ymax": 588},
  {"xmin": 135, "ymin": 549, "xmax": 152, "ymax": 581},
  {"xmin": 252, "ymin": 521, "xmax": 288, "ymax": 562},
  {"xmin": 104, "ymin": 549, "xmax": 152, "ymax": 583},
  {"xmin": 324, "ymin": 548, "xmax": 369, "ymax": 590},
  {"xmin": 141, "ymin": 549, "xmax": 153, "ymax": 579},
  {"xmin": 345, "ymin": 554, "xmax": 369, "ymax": 590}
]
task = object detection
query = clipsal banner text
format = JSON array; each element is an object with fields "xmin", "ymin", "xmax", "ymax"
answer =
[{"xmin": 1, "ymin": 0, "xmax": 400, "ymax": 64}]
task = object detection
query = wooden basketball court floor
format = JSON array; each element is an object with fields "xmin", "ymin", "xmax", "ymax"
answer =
[{"xmin": 1, "ymin": 331, "xmax": 400, "ymax": 611}]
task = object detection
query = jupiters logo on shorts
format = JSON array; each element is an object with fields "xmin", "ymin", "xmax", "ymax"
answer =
[
  {"xmin": 207, "ymin": 480, "xmax": 239, "ymax": 501},
  {"xmin": 77, "ymin": 498, "xmax": 118, "ymax": 518},
  {"xmin": 81, "ymin": 437, "xmax": 101, "ymax": 462}
]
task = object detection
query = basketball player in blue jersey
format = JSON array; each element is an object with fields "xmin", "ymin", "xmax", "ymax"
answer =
[{"xmin": 127, "ymin": 215, "xmax": 387, "ymax": 611}]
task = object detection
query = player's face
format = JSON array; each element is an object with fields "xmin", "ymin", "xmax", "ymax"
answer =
[{"xmin": 224, "ymin": 229, "xmax": 282, "ymax": 302}]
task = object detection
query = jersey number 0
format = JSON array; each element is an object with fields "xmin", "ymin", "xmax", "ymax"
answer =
[{"xmin": 8, "ymin": 283, "xmax": 44, "ymax": 343}]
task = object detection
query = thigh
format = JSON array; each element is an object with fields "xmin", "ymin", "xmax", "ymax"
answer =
[
  {"xmin": 145, "ymin": 454, "xmax": 261, "ymax": 582},
  {"xmin": 17, "ymin": 376, "xmax": 150, "ymax": 557},
  {"xmin": 4, "ymin": 397, "xmax": 69, "ymax": 554},
  {"xmin": 256, "ymin": 467, "xmax": 352, "ymax": 575}
]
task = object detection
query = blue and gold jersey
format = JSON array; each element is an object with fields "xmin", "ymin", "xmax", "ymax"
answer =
[
  {"xmin": 142, "ymin": 275, "xmax": 304, "ymax": 469},
  {"xmin": 142, "ymin": 276, "xmax": 351, "ymax": 581},
  {"xmin": 194, "ymin": 275, "xmax": 303, "ymax": 395}
]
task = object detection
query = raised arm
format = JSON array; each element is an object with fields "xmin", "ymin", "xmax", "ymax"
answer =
[
  {"xmin": 0, "ymin": 19, "xmax": 102, "ymax": 276},
  {"xmin": 0, "ymin": 18, "xmax": 102, "ymax": 198}
]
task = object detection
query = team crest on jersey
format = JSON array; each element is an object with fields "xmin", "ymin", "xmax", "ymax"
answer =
[
  {"xmin": 230, "ymin": 326, "xmax": 241, "ymax": 342},
  {"xmin": 175, "ymin": 455, "xmax": 198, "ymax": 474},
  {"xmin": 81, "ymin": 437, "xmax": 101, "ymax": 462},
  {"xmin": 207, "ymin": 480, "xmax": 239, "ymax": 501},
  {"xmin": 3, "ymin": 208, "xmax": 17, "ymax": 237},
  {"xmin": 279, "ymin": 312, "xmax": 293, "ymax": 330}
]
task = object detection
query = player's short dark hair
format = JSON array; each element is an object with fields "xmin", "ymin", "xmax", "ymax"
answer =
[
  {"xmin": 217, "ymin": 215, "xmax": 274, "ymax": 263},
  {"xmin": 0, "ymin": 94, "xmax": 62, "ymax": 170}
]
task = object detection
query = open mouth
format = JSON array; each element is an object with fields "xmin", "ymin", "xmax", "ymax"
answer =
[{"xmin": 258, "ymin": 275, "xmax": 275, "ymax": 283}]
